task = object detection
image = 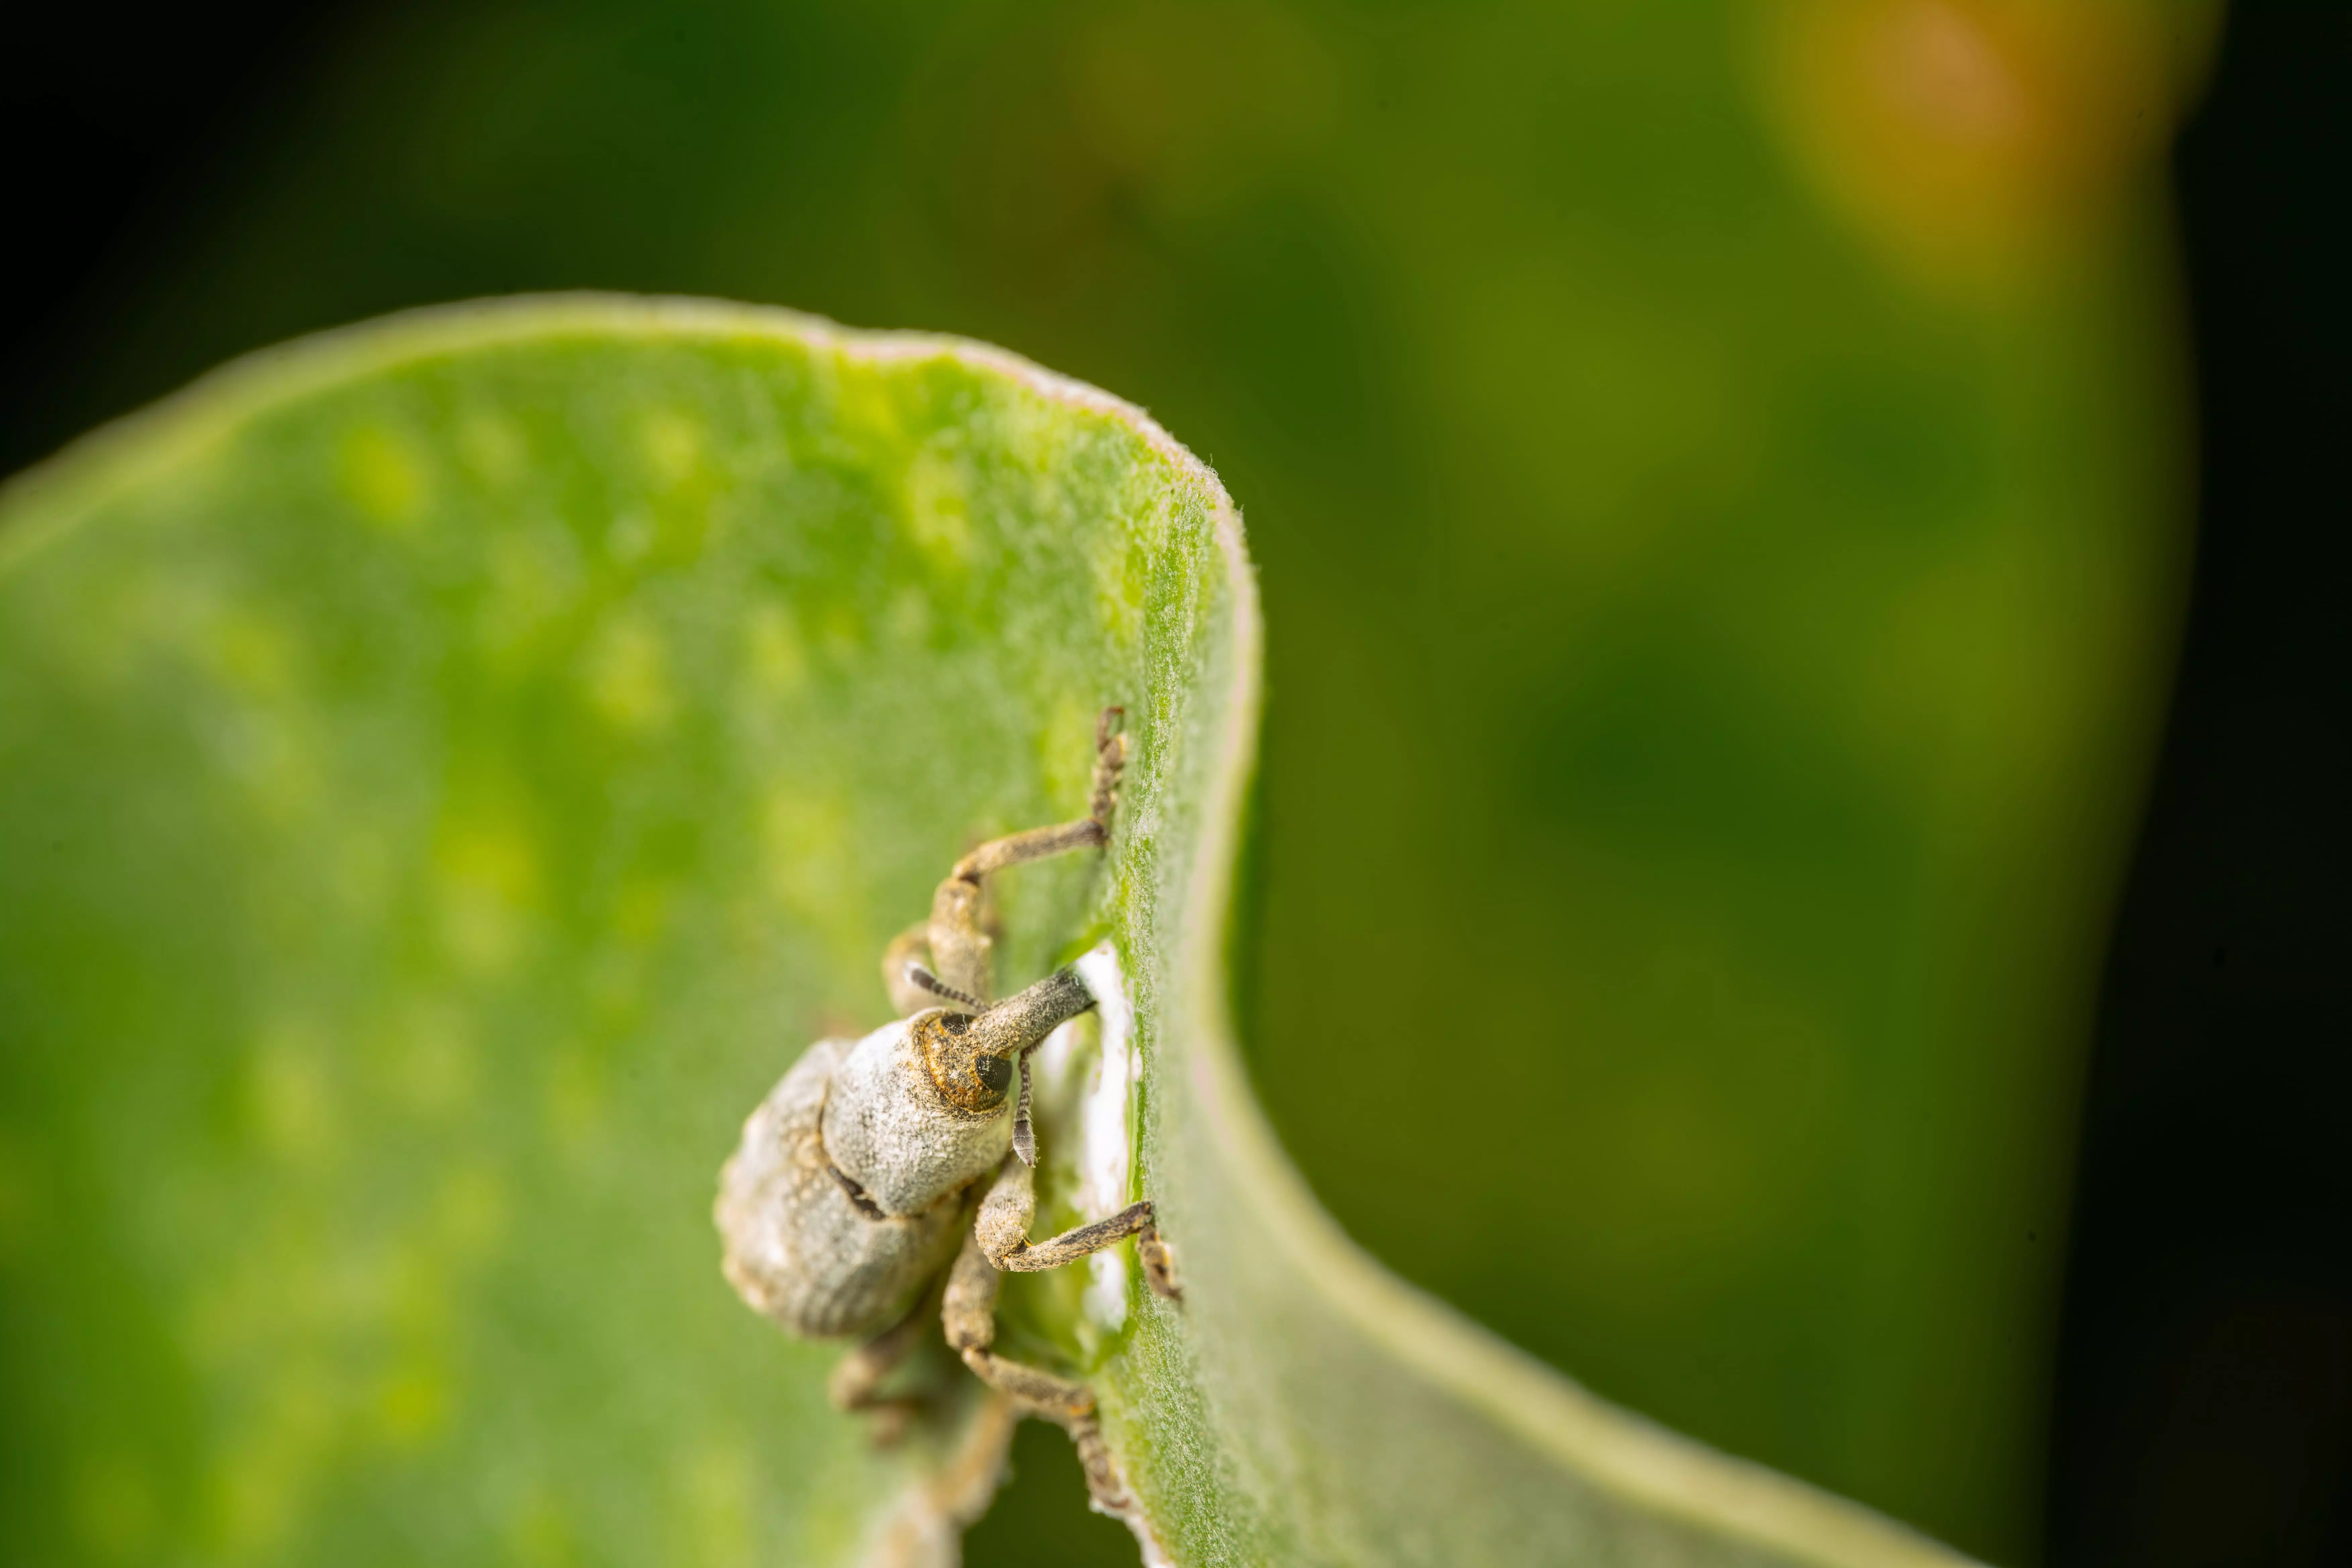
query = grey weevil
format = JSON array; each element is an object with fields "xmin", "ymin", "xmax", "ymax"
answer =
[{"xmin": 715, "ymin": 708, "xmax": 1178, "ymax": 1510}]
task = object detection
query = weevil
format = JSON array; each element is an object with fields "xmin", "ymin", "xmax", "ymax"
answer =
[{"xmin": 715, "ymin": 708, "xmax": 1177, "ymax": 1511}]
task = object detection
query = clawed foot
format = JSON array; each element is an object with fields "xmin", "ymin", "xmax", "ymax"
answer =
[
  {"xmin": 1054, "ymin": 1406, "xmax": 1137, "ymax": 1515},
  {"xmin": 1090, "ymin": 706, "xmax": 1128, "ymax": 827},
  {"xmin": 1137, "ymin": 1221, "xmax": 1182, "ymax": 1302}
]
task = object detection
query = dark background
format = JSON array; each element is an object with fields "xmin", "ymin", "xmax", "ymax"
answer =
[
  {"xmin": 5, "ymin": 2, "xmax": 2345, "ymax": 1563},
  {"xmin": 2042, "ymin": 5, "xmax": 2352, "ymax": 1565}
]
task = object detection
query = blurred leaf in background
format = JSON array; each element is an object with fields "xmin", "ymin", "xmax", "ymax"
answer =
[{"xmin": 9, "ymin": 0, "xmax": 2220, "ymax": 1561}]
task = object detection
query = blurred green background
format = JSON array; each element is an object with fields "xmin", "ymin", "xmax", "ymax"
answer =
[{"xmin": 8, "ymin": 1, "xmax": 2223, "ymax": 1562}]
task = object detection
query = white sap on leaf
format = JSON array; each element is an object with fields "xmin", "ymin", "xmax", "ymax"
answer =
[
  {"xmin": 1033, "ymin": 943, "xmax": 1141, "ymax": 1337},
  {"xmin": 1073, "ymin": 943, "xmax": 1136, "ymax": 1333}
]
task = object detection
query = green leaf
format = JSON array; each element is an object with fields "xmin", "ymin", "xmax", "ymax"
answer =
[{"xmin": 0, "ymin": 297, "xmax": 1974, "ymax": 1566}]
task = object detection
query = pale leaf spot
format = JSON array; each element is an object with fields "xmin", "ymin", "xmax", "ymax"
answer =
[{"xmin": 337, "ymin": 425, "xmax": 426, "ymax": 530}]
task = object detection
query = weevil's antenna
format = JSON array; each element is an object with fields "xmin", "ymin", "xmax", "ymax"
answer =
[
  {"xmin": 904, "ymin": 962, "xmax": 986, "ymax": 1012},
  {"xmin": 1012, "ymin": 1054, "xmax": 1038, "ymax": 1167}
]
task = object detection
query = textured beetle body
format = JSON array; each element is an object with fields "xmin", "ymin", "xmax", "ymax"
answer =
[
  {"xmin": 715, "ymin": 710, "xmax": 1180, "ymax": 1518},
  {"xmin": 716, "ymin": 1032, "xmax": 975, "ymax": 1339}
]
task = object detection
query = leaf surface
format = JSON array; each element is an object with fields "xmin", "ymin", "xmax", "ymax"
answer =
[{"xmin": 0, "ymin": 297, "xmax": 1973, "ymax": 1566}]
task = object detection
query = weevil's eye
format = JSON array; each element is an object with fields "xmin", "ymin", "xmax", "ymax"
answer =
[{"xmin": 975, "ymin": 1055, "xmax": 1012, "ymax": 1095}]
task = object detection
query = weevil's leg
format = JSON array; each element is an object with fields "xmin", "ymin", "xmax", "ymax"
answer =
[
  {"xmin": 945, "ymin": 709, "xmax": 1129, "ymax": 883},
  {"xmin": 926, "ymin": 876, "xmax": 993, "ymax": 1004},
  {"xmin": 942, "ymin": 1230, "xmax": 1134, "ymax": 1511},
  {"xmin": 826, "ymin": 1303, "xmax": 927, "ymax": 1412},
  {"xmin": 1058, "ymin": 1413, "xmax": 1134, "ymax": 1515},
  {"xmin": 999, "ymin": 1205, "xmax": 1179, "ymax": 1299},
  {"xmin": 973, "ymin": 1155, "xmax": 1182, "ymax": 1300},
  {"xmin": 948, "ymin": 818, "xmax": 1111, "ymax": 883},
  {"xmin": 1135, "ymin": 1222, "xmax": 1180, "ymax": 1301},
  {"xmin": 942, "ymin": 1232, "xmax": 1087, "ymax": 1417},
  {"xmin": 929, "ymin": 822, "xmax": 1100, "ymax": 1000},
  {"xmin": 887, "ymin": 922, "xmax": 987, "ymax": 1017},
  {"xmin": 927, "ymin": 712, "xmax": 1129, "ymax": 1001},
  {"xmin": 828, "ymin": 1281, "xmax": 942, "ymax": 1445},
  {"xmin": 882, "ymin": 922, "xmax": 935, "ymax": 1016},
  {"xmin": 944, "ymin": 742, "xmax": 1128, "ymax": 881}
]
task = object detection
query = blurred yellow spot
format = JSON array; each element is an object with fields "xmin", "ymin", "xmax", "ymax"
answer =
[
  {"xmin": 761, "ymin": 788, "xmax": 867, "ymax": 962},
  {"xmin": 905, "ymin": 445, "xmax": 974, "ymax": 570},
  {"xmin": 209, "ymin": 611, "xmax": 298, "ymax": 699},
  {"xmin": 509, "ymin": 1488, "xmax": 581, "ymax": 1568},
  {"xmin": 209, "ymin": 1427, "xmax": 304, "ymax": 1556},
  {"xmin": 1094, "ymin": 531, "xmax": 1150, "ymax": 652},
  {"xmin": 832, "ymin": 361, "xmax": 905, "ymax": 452},
  {"xmin": 436, "ymin": 1164, "xmax": 509, "ymax": 1257},
  {"xmin": 742, "ymin": 603, "xmax": 808, "ymax": 696},
  {"xmin": 72, "ymin": 1455, "xmax": 157, "ymax": 1560},
  {"xmin": 642, "ymin": 411, "xmax": 705, "ymax": 487},
  {"xmin": 613, "ymin": 878, "xmax": 673, "ymax": 947},
  {"xmin": 375, "ymin": 1363, "xmax": 451, "ymax": 1446},
  {"xmin": 763, "ymin": 790, "xmax": 848, "ymax": 907},
  {"xmin": 248, "ymin": 1025, "xmax": 337, "ymax": 1164},
  {"xmin": 583, "ymin": 612, "xmax": 676, "ymax": 733},
  {"xmin": 480, "ymin": 525, "xmax": 585, "ymax": 665},
  {"xmin": 999, "ymin": 392, "xmax": 1072, "ymax": 480},
  {"xmin": 818, "ymin": 604, "xmax": 863, "ymax": 661},
  {"xmin": 337, "ymin": 425, "xmax": 426, "ymax": 529},
  {"xmin": 435, "ymin": 823, "xmax": 541, "ymax": 974},
  {"xmin": 194, "ymin": 607, "xmax": 324, "ymax": 821},
  {"xmin": 1759, "ymin": 0, "xmax": 2174, "ymax": 294},
  {"xmin": 459, "ymin": 409, "xmax": 527, "ymax": 487},
  {"xmin": 674, "ymin": 1443, "xmax": 753, "ymax": 1568}
]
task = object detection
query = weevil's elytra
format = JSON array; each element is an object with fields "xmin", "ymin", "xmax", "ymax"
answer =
[{"xmin": 715, "ymin": 707, "xmax": 1180, "ymax": 1514}]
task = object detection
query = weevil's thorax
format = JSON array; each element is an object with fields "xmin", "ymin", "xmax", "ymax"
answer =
[{"xmin": 819, "ymin": 1010, "xmax": 1011, "ymax": 1216}]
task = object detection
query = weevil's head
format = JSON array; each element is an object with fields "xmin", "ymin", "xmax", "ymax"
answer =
[
  {"xmin": 914, "ymin": 1009, "xmax": 1014, "ymax": 1113},
  {"xmin": 819, "ymin": 965, "xmax": 1097, "ymax": 1216},
  {"xmin": 916, "ymin": 966, "xmax": 1094, "ymax": 1114}
]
